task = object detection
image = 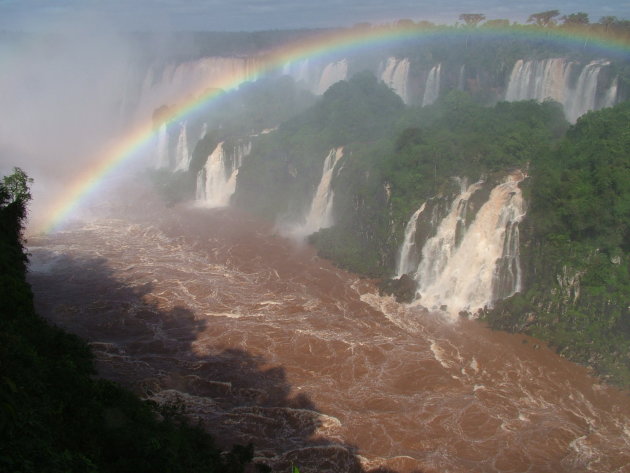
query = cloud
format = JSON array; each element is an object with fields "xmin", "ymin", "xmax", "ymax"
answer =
[{"xmin": 2, "ymin": 0, "xmax": 628, "ymax": 32}]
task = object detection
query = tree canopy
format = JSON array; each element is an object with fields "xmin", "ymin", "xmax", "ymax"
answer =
[
  {"xmin": 527, "ymin": 10, "xmax": 560, "ymax": 27},
  {"xmin": 458, "ymin": 13, "xmax": 486, "ymax": 27}
]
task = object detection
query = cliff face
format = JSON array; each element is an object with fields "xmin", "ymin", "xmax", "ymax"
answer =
[
  {"xmin": 483, "ymin": 103, "xmax": 630, "ymax": 387},
  {"xmin": 243, "ymin": 88, "xmax": 629, "ymax": 385},
  {"xmin": 146, "ymin": 46, "xmax": 628, "ymax": 385},
  {"xmin": 484, "ymin": 237, "xmax": 630, "ymax": 386}
]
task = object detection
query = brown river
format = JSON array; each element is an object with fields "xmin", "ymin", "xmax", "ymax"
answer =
[{"xmin": 27, "ymin": 202, "xmax": 630, "ymax": 473}]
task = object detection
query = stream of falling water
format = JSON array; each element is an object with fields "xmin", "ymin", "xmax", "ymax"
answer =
[{"xmin": 27, "ymin": 202, "xmax": 630, "ymax": 473}]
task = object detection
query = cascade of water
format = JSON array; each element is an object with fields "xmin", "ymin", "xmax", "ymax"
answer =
[
  {"xmin": 196, "ymin": 141, "xmax": 251, "ymax": 208},
  {"xmin": 565, "ymin": 61, "xmax": 608, "ymax": 122},
  {"xmin": 380, "ymin": 57, "xmax": 410, "ymax": 104},
  {"xmin": 135, "ymin": 56, "xmax": 259, "ymax": 121},
  {"xmin": 602, "ymin": 77, "xmax": 619, "ymax": 108},
  {"xmin": 316, "ymin": 60, "xmax": 348, "ymax": 95},
  {"xmin": 505, "ymin": 58, "xmax": 614, "ymax": 122},
  {"xmin": 199, "ymin": 123, "xmax": 208, "ymax": 140},
  {"xmin": 294, "ymin": 148, "xmax": 343, "ymax": 237},
  {"xmin": 535, "ymin": 59, "xmax": 571, "ymax": 103},
  {"xmin": 505, "ymin": 58, "xmax": 572, "ymax": 103},
  {"xmin": 284, "ymin": 59, "xmax": 311, "ymax": 86},
  {"xmin": 414, "ymin": 173, "xmax": 526, "ymax": 316},
  {"xmin": 395, "ymin": 202, "xmax": 426, "ymax": 278},
  {"xmin": 155, "ymin": 123, "xmax": 169, "ymax": 169},
  {"xmin": 414, "ymin": 179, "xmax": 484, "ymax": 290},
  {"xmin": 422, "ymin": 64, "xmax": 441, "ymax": 106},
  {"xmin": 174, "ymin": 122, "xmax": 191, "ymax": 172}
]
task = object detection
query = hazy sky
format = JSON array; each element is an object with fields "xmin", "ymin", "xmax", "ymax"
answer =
[{"xmin": 1, "ymin": 0, "xmax": 630, "ymax": 32}]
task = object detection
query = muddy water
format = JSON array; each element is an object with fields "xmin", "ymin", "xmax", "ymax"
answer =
[{"xmin": 28, "ymin": 206, "xmax": 630, "ymax": 473}]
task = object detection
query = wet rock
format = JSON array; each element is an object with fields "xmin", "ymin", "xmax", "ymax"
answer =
[{"xmin": 378, "ymin": 274, "xmax": 417, "ymax": 303}]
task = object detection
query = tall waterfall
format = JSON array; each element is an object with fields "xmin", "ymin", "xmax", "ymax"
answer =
[
  {"xmin": 564, "ymin": 60, "xmax": 608, "ymax": 122},
  {"xmin": 505, "ymin": 58, "xmax": 616, "ymax": 122},
  {"xmin": 414, "ymin": 179, "xmax": 484, "ymax": 292},
  {"xmin": 603, "ymin": 77, "xmax": 619, "ymax": 108},
  {"xmin": 411, "ymin": 173, "xmax": 526, "ymax": 316},
  {"xmin": 155, "ymin": 123, "xmax": 169, "ymax": 169},
  {"xmin": 395, "ymin": 202, "xmax": 426, "ymax": 278},
  {"xmin": 505, "ymin": 58, "xmax": 571, "ymax": 104},
  {"xmin": 293, "ymin": 147, "xmax": 343, "ymax": 237},
  {"xmin": 283, "ymin": 59, "xmax": 312, "ymax": 86},
  {"xmin": 422, "ymin": 64, "xmax": 441, "ymax": 106},
  {"xmin": 380, "ymin": 57, "xmax": 411, "ymax": 104},
  {"xmin": 135, "ymin": 56, "xmax": 259, "ymax": 120},
  {"xmin": 196, "ymin": 141, "xmax": 251, "ymax": 208},
  {"xmin": 173, "ymin": 122, "xmax": 191, "ymax": 172},
  {"xmin": 316, "ymin": 60, "xmax": 348, "ymax": 95}
]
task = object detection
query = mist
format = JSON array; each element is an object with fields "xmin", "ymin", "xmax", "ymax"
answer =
[
  {"xmin": 3, "ymin": 2, "xmax": 630, "ymax": 472},
  {"xmin": 0, "ymin": 10, "xmax": 199, "ymax": 233}
]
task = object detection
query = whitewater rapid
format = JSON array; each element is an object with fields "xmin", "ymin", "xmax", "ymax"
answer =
[{"xmin": 27, "ymin": 203, "xmax": 630, "ymax": 473}]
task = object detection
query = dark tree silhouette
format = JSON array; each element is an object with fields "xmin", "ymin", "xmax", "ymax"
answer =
[
  {"xmin": 458, "ymin": 13, "xmax": 486, "ymax": 27},
  {"xmin": 527, "ymin": 10, "xmax": 560, "ymax": 27}
]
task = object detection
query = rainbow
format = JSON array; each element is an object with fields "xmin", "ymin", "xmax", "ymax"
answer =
[{"xmin": 39, "ymin": 24, "xmax": 630, "ymax": 233}]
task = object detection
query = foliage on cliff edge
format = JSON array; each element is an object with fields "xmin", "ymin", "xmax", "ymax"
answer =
[
  {"xmin": 0, "ymin": 168, "xmax": 253, "ymax": 473},
  {"xmin": 483, "ymin": 103, "xmax": 630, "ymax": 387}
]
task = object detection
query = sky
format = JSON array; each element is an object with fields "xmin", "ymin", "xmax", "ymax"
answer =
[
  {"xmin": 1, "ymin": 0, "xmax": 630, "ymax": 32},
  {"xmin": 1, "ymin": 0, "xmax": 630, "ymax": 231}
]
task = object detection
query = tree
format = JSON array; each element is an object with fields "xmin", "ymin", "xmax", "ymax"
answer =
[
  {"xmin": 599, "ymin": 15, "xmax": 618, "ymax": 30},
  {"xmin": 458, "ymin": 13, "xmax": 486, "ymax": 27},
  {"xmin": 1, "ymin": 167, "xmax": 32, "ymax": 205},
  {"xmin": 0, "ymin": 168, "xmax": 33, "ymax": 243},
  {"xmin": 527, "ymin": 10, "xmax": 560, "ymax": 27},
  {"xmin": 562, "ymin": 12, "xmax": 589, "ymax": 25}
]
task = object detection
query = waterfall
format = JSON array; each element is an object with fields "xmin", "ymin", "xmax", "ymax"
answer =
[
  {"xmin": 293, "ymin": 147, "xmax": 343, "ymax": 237},
  {"xmin": 155, "ymin": 123, "xmax": 169, "ymax": 169},
  {"xmin": 505, "ymin": 58, "xmax": 614, "ymax": 122},
  {"xmin": 565, "ymin": 60, "xmax": 608, "ymax": 123},
  {"xmin": 283, "ymin": 59, "xmax": 311, "ymax": 86},
  {"xmin": 199, "ymin": 122, "xmax": 208, "ymax": 140},
  {"xmin": 413, "ymin": 173, "xmax": 526, "ymax": 316},
  {"xmin": 316, "ymin": 60, "xmax": 348, "ymax": 95},
  {"xmin": 135, "ymin": 56, "xmax": 259, "ymax": 121},
  {"xmin": 422, "ymin": 64, "xmax": 441, "ymax": 106},
  {"xmin": 395, "ymin": 203, "xmax": 426, "ymax": 278},
  {"xmin": 602, "ymin": 77, "xmax": 619, "ymax": 108},
  {"xmin": 414, "ymin": 179, "xmax": 484, "ymax": 291},
  {"xmin": 196, "ymin": 141, "xmax": 251, "ymax": 208},
  {"xmin": 173, "ymin": 122, "xmax": 191, "ymax": 172},
  {"xmin": 505, "ymin": 58, "xmax": 572, "ymax": 104},
  {"xmin": 380, "ymin": 57, "xmax": 411, "ymax": 104}
]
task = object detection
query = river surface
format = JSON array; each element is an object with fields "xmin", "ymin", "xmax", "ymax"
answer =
[{"xmin": 27, "ymin": 202, "xmax": 630, "ymax": 473}]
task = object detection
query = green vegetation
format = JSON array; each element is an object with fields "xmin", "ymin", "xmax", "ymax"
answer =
[
  {"xmin": 234, "ymin": 71, "xmax": 629, "ymax": 387},
  {"xmin": 0, "ymin": 168, "xmax": 253, "ymax": 472},
  {"xmin": 236, "ymin": 79, "xmax": 566, "ymax": 276},
  {"xmin": 234, "ymin": 72, "xmax": 404, "ymax": 221},
  {"xmin": 483, "ymin": 103, "xmax": 630, "ymax": 387},
  {"xmin": 144, "ymin": 20, "xmax": 630, "ymax": 388}
]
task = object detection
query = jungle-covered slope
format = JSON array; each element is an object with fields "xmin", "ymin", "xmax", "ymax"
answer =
[
  {"xmin": 231, "ymin": 77, "xmax": 629, "ymax": 386},
  {"xmin": 0, "ymin": 169, "xmax": 254, "ymax": 473}
]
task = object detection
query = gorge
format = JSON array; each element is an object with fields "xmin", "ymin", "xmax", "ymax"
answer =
[{"xmin": 2, "ymin": 24, "xmax": 629, "ymax": 473}]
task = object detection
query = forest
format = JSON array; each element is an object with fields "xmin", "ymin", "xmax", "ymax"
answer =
[{"xmin": 224, "ymin": 74, "xmax": 629, "ymax": 385}]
